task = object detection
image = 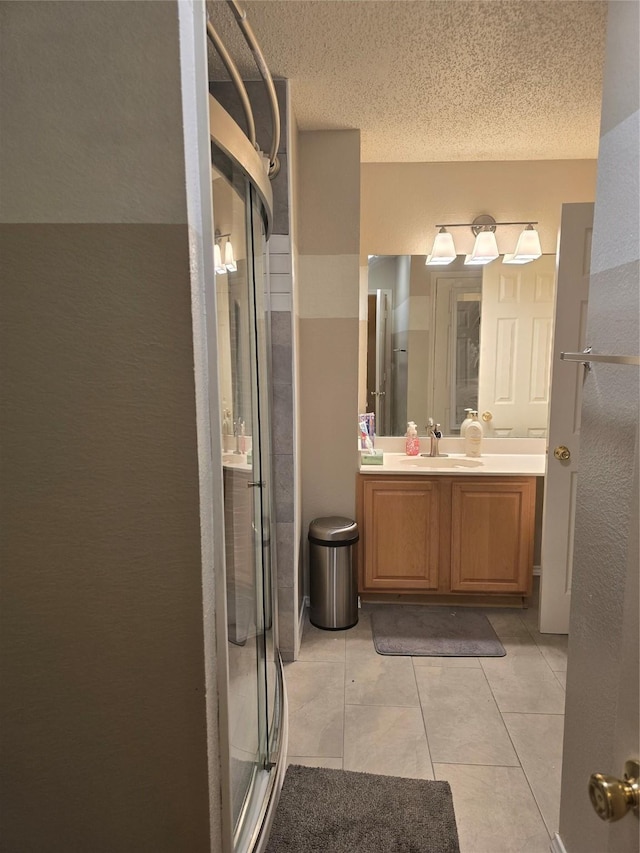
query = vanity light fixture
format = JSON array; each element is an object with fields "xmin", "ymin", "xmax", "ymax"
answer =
[
  {"xmin": 464, "ymin": 229, "xmax": 500, "ymax": 265},
  {"xmin": 425, "ymin": 227, "xmax": 457, "ymax": 265},
  {"xmin": 425, "ymin": 215, "xmax": 540, "ymax": 267},
  {"xmin": 215, "ymin": 230, "xmax": 237, "ymax": 273}
]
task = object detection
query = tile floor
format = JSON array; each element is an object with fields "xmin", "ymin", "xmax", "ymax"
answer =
[{"xmin": 284, "ymin": 581, "xmax": 567, "ymax": 853}]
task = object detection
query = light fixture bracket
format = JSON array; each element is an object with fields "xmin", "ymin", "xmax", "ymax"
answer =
[{"xmin": 471, "ymin": 215, "xmax": 497, "ymax": 237}]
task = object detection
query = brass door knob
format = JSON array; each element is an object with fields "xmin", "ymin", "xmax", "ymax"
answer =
[
  {"xmin": 588, "ymin": 760, "xmax": 639, "ymax": 822},
  {"xmin": 554, "ymin": 445, "xmax": 571, "ymax": 461}
]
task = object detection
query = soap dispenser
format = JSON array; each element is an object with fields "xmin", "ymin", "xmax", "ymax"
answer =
[
  {"xmin": 460, "ymin": 408, "xmax": 474, "ymax": 437},
  {"xmin": 465, "ymin": 411, "xmax": 483, "ymax": 457},
  {"xmin": 405, "ymin": 421, "xmax": 420, "ymax": 456}
]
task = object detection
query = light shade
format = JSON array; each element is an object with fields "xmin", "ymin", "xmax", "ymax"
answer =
[
  {"xmin": 464, "ymin": 230, "xmax": 499, "ymax": 265},
  {"xmin": 214, "ymin": 243, "xmax": 226, "ymax": 274},
  {"xmin": 508, "ymin": 225, "xmax": 542, "ymax": 263},
  {"xmin": 426, "ymin": 228, "xmax": 456, "ymax": 265},
  {"xmin": 224, "ymin": 240, "xmax": 237, "ymax": 272}
]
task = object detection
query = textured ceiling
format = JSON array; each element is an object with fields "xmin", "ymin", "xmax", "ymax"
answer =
[{"xmin": 206, "ymin": 0, "xmax": 607, "ymax": 162}]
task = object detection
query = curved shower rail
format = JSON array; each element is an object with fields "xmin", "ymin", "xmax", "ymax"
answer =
[
  {"xmin": 207, "ymin": 0, "xmax": 281, "ymax": 179},
  {"xmin": 226, "ymin": 0, "xmax": 281, "ymax": 178},
  {"xmin": 206, "ymin": 17, "xmax": 257, "ymax": 152}
]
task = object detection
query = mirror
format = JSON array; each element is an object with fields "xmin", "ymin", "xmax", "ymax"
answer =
[{"xmin": 366, "ymin": 253, "xmax": 557, "ymax": 437}]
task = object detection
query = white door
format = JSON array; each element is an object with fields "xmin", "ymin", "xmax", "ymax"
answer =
[
  {"xmin": 431, "ymin": 273, "xmax": 481, "ymax": 432},
  {"xmin": 374, "ymin": 289, "xmax": 392, "ymax": 434},
  {"xmin": 478, "ymin": 254, "xmax": 557, "ymax": 437},
  {"xmin": 539, "ymin": 202, "xmax": 594, "ymax": 633}
]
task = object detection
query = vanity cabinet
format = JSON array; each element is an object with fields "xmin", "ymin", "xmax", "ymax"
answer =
[
  {"xmin": 359, "ymin": 478, "xmax": 442, "ymax": 591},
  {"xmin": 356, "ymin": 474, "xmax": 536, "ymax": 597}
]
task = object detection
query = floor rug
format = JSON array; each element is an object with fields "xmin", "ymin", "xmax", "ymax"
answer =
[
  {"xmin": 265, "ymin": 765, "xmax": 460, "ymax": 853},
  {"xmin": 370, "ymin": 605, "xmax": 506, "ymax": 657}
]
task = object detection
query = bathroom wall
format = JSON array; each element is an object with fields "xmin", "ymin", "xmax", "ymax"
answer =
[
  {"xmin": 0, "ymin": 2, "xmax": 215, "ymax": 849},
  {"xmin": 361, "ymin": 159, "xmax": 598, "ymax": 256},
  {"xmin": 296, "ymin": 129, "xmax": 361, "ymax": 597},
  {"xmin": 559, "ymin": 2, "xmax": 639, "ymax": 851}
]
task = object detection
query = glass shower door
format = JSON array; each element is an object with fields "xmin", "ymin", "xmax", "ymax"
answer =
[{"xmin": 211, "ymin": 145, "xmax": 274, "ymax": 849}]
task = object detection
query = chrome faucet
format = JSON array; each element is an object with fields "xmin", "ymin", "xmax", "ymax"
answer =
[{"xmin": 424, "ymin": 417, "xmax": 446, "ymax": 457}]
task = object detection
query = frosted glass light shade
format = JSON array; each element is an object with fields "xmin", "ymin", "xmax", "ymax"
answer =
[
  {"xmin": 503, "ymin": 253, "xmax": 532, "ymax": 265},
  {"xmin": 511, "ymin": 226, "xmax": 542, "ymax": 261},
  {"xmin": 214, "ymin": 243, "xmax": 226, "ymax": 274},
  {"xmin": 224, "ymin": 240, "xmax": 237, "ymax": 272},
  {"xmin": 464, "ymin": 230, "xmax": 499, "ymax": 265},
  {"xmin": 426, "ymin": 229, "xmax": 456, "ymax": 265}
]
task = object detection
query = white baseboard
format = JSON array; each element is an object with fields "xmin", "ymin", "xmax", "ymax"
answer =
[{"xmin": 550, "ymin": 832, "xmax": 568, "ymax": 853}]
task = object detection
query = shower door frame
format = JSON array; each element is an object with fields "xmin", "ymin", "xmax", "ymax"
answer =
[{"xmin": 208, "ymin": 92, "xmax": 288, "ymax": 853}]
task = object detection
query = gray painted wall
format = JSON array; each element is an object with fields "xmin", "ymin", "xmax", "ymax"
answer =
[
  {"xmin": 1, "ymin": 3, "xmax": 214, "ymax": 849},
  {"xmin": 559, "ymin": 2, "xmax": 639, "ymax": 851}
]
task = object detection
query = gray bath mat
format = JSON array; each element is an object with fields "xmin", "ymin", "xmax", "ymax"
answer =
[
  {"xmin": 370, "ymin": 605, "xmax": 505, "ymax": 657},
  {"xmin": 266, "ymin": 765, "xmax": 460, "ymax": 853}
]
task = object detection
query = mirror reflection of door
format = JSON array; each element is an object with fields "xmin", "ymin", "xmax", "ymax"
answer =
[
  {"xmin": 366, "ymin": 290, "xmax": 392, "ymax": 434},
  {"xmin": 432, "ymin": 276, "xmax": 482, "ymax": 433}
]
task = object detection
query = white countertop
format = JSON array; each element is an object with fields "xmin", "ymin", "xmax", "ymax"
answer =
[{"xmin": 359, "ymin": 450, "xmax": 546, "ymax": 476}]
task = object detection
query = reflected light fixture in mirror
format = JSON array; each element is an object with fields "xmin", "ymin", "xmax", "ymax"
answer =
[
  {"xmin": 214, "ymin": 243, "xmax": 226, "ymax": 274},
  {"xmin": 224, "ymin": 239, "xmax": 237, "ymax": 272},
  {"xmin": 215, "ymin": 229, "xmax": 238, "ymax": 273}
]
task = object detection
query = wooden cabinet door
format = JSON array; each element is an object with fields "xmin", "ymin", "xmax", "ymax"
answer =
[
  {"xmin": 450, "ymin": 478, "xmax": 535, "ymax": 593},
  {"xmin": 361, "ymin": 478, "xmax": 441, "ymax": 591}
]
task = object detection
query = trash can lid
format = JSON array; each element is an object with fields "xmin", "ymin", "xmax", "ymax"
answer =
[{"xmin": 308, "ymin": 516, "xmax": 358, "ymax": 543}]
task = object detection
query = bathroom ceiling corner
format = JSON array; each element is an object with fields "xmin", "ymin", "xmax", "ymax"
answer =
[{"xmin": 206, "ymin": 0, "xmax": 608, "ymax": 163}]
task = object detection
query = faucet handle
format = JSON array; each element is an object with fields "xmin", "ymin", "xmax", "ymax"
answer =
[{"xmin": 427, "ymin": 417, "xmax": 435, "ymax": 431}]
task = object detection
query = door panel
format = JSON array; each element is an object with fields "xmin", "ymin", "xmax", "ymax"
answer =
[
  {"xmin": 539, "ymin": 202, "xmax": 594, "ymax": 633},
  {"xmin": 450, "ymin": 479, "xmax": 535, "ymax": 593},
  {"xmin": 478, "ymin": 255, "xmax": 557, "ymax": 438}
]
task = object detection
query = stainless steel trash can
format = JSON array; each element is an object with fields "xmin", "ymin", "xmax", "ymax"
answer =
[{"xmin": 308, "ymin": 516, "xmax": 359, "ymax": 630}]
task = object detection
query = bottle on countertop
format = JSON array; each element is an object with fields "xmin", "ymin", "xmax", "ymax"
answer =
[
  {"xmin": 405, "ymin": 421, "xmax": 420, "ymax": 456},
  {"xmin": 460, "ymin": 408, "xmax": 474, "ymax": 437},
  {"xmin": 465, "ymin": 411, "xmax": 483, "ymax": 457}
]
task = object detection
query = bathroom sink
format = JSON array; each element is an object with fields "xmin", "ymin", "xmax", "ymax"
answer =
[
  {"xmin": 399, "ymin": 455, "xmax": 483, "ymax": 469},
  {"xmin": 222, "ymin": 452, "xmax": 247, "ymax": 466}
]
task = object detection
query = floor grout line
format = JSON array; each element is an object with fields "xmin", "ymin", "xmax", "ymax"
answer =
[{"xmin": 482, "ymin": 646, "xmax": 554, "ymax": 839}]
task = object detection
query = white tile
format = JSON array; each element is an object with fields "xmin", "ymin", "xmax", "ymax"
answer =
[
  {"xmin": 284, "ymin": 661, "xmax": 344, "ymax": 757},
  {"xmin": 269, "ymin": 234, "xmax": 290, "ymax": 254},
  {"xmin": 298, "ymin": 617, "xmax": 346, "ymax": 662},
  {"xmin": 346, "ymin": 654, "xmax": 419, "ymax": 707},
  {"xmin": 434, "ymin": 763, "xmax": 551, "ymax": 853},
  {"xmin": 269, "ymin": 252, "xmax": 291, "ymax": 274},
  {"xmin": 415, "ymin": 667, "xmax": 518, "ymax": 766},
  {"xmin": 503, "ymin": 713, "xmax": 564, "ymax": 837},
  {"xmin": 412, "ymin": 655, "xmax": 481, "ymax": 668},
  {"xmin": 287, "ymin": 755, "xmax": 342, "ymax": 770},
  {"xmin": 344, "ymin": 704, "xmax": 434, "ymax": 779},
  {"xmin": 270, "ymin": 272, "xmax": 292, "ymax": 294},
  {"xmin": 269, "ymin": 292, "xmax": 291, "ymax": 312},
  {"xmin": 554, "ymin": 670, "xmax": 567, "ymax": 690},
  {"xmin": 486, "ymin": 672, "xmax": 566, "ymax": 715}
]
